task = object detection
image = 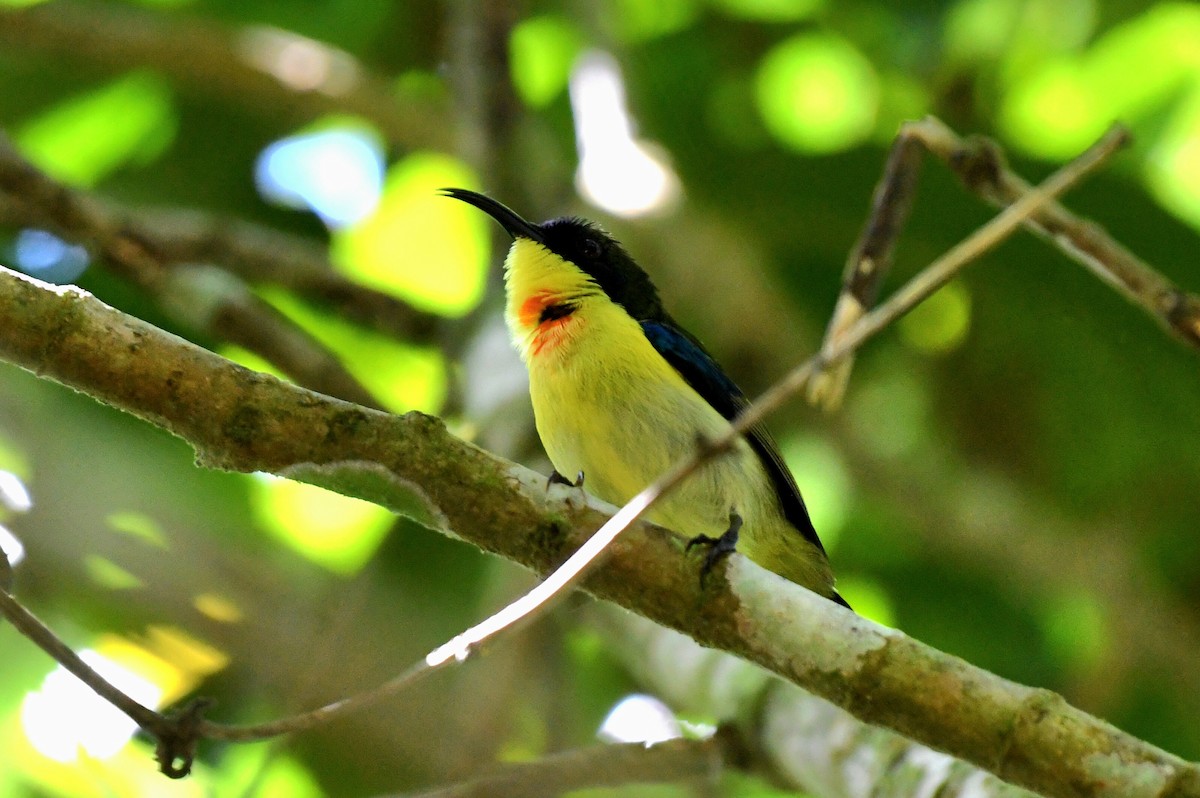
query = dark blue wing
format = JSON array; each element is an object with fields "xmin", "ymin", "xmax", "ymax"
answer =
[{"xmin": 641, "ymin": 320, "xmax": 826, "ymax": 554}]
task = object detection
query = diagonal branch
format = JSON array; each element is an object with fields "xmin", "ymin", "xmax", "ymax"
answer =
[
  {"xmin": 810, "ymin": 116, "xmax": 1200, "ymax": 410},
  {"xmin": 400, "ymin": 734, "xmax": 730, "ymax": 798},
  {"xmin": 0, "ymin": 132, "xmax": 407, "ymax": 408}
]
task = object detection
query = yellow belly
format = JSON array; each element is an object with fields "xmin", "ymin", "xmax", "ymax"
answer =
[
  {"xmin": 532, "ymin": 353, "xmax": 756, "ymax": 541},
  {"xmin": 526, "ymin": 327, "xmax": 834, "ymax": 594}
]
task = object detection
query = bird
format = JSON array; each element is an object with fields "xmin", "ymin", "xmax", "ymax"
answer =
[{"xmin": 442, "ymin": 188, "xmax": 848, "ymax": 607}]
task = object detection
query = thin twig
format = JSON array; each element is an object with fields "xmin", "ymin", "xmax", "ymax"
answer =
[
  {"xmin": 0, "ymin": 587, "xmax": 165, "ymax": 734},
  {"xmin": 126, "ymin": 208, "xmax": 444, "ymax": 343},
  {"xmin": 811, "ymin": 116, "xmax": 1195, "ymax": 409},
  {"xmin": 809, "ymin": 125, "xmax": 925, "ymax": 409}
]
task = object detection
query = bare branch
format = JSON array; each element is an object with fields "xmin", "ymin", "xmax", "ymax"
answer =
[
  {"xmin": 915, "ymin": 117, "xmax": 1200, "ymax": 347},
  {"xmin": 595, "ymin": 608, "xmax": 1041, "ymax": 798},
  {"xmin": 811, "ymin": 116, "xmax": 1195, "ymax": 409},
  {"xmin": 809, "ymin": 124, "xmax": 924, "ymax": 409},
  {"xmin": 0, "ymin": 133, "xmax": 390, "ymax": 408}
]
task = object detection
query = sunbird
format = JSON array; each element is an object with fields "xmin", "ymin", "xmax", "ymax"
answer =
[{"xmin": 443, "ymin": 189, "xmax": 848, "ymax": 607}]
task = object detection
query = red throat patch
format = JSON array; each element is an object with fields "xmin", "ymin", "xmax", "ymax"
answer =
[{"xmin": 519, "ymin": 291, "xmax": 576, "ymax": 357}]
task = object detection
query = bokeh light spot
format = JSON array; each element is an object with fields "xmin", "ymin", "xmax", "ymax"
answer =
[
  {"xmin": 510, "ymin": 15, "xmax": 585, "ymax": 108},
  {"xmin": 1040, "ymin": 589, "xmax": 1107, "ymax": 672},
  {"xmin": 8, "ymin": 229, "xmax": 90, "ymax": 284},
  {"xmin": 898, "ymin": 280, "xmax": 972, "ymax": 355},
  {"xmin": 1001, "ymin": 3, "xmax": 1200, "ymax": 160},
  {"xmin": 608, "ymin": 0, "xmax": 698, "ymax": 42},
  {"xmin": 1146, "ymin": 87, "xmax": 1200, "ymax": 229},
  {"xmin": 832, "ymin": 574, "xmax": 895, "ymax": 628},
  {"xmin": 570, "ymin": 51, "xmax": 682, "ymax": 217},
  {"xmin": 83, "ymin": 555, "xmax": 144, "ymax": 591},
  {"xmin": 138, "ymin": 626, "xmax": 229, "ymax": 698},
  {"xmin": 193, "ymin": 592, "xmax": 244, "ymax": 624},
  {"xmin": 0, "ymin": 469, "xmax": 32, "ymax": 513},
  {"xmin": 1000, "ymin": 62, "xmax": 1103, "ymax": 159},
  {"xmin": 0, "ymin": 524, "xmax": 25, "ymax": 568},
  {"xmin": 755, "ymin": 32, "xmax": 879, "ymax": 153},
  {"xmin": 215, "ymin": 744, "xmax": 324, "ymax": 798},
  {"xmin": 255, "ymin": 123, "xmax": 384, "ymax": 228},
  {"xmin": 253, "ymin": 288, "xmax": 446, "ymax": 413},
  {"xmin": 598, "ymin": 694, "xmax": 682, "ymax": 744},
  {"xmin": 105, "ymin": 510, "xmax": 168, "ymax": 548},
  {"xmin": 22, "ymin": 650, "xmax": 161, "ymax": 763}
]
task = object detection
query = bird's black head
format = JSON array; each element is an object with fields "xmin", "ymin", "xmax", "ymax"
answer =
[
  {"xmin": 537, "ymin": 216, "xmax": 664, "ymax": 321},
  {"xmin": 441, "ymin": 188, "xmax": 665, "ymax": 321}
]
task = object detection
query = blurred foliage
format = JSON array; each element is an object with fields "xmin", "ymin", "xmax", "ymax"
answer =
[{"xmin": 1, "ymin": 0, "xmax": 1199, "ymax": 796}]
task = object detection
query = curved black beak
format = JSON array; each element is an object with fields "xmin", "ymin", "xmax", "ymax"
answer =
[{"xmin": 439, "ymin": 188, "xmax": 544, "ymax": 243}]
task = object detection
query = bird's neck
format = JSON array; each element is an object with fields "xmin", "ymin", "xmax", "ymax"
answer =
[{"xmin": 503, "ymin": 241, "xmax": 594, "ymax": 364}]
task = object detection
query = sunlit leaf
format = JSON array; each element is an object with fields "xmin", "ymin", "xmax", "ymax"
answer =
[
  {"xmin": 255, "ymin": 287, "xmax": 447, "ymax": 413},
  {"xmin": 945, "ymin": 0, "xmax": 1095, "ymax": 73},
  {"xmin": 138, "ymin": 626, "xmax": 229, "ymax": 699},
  {"xmin": 192, "ymin": 593, "xmax": 244, "ymax": 624},
  {"xmin": 510, "ymin": 15, "xmax": 586, "ymax": 108},
  {"xmin": 755, "ymin": 32, "xmax": 879, "ymax": 153},
  {"xmin": 781, "ymin": 435, "xmax": 852, "ymax": 551},
  {"xmin": 331, "ymin": 152, "xmax": 487, "ymax": 316},
  {"xmin": 21, "ymin": 648, "xmax": 161, "ymax": 764},
  {"xmin": 1147, "ymin": 86, "xmax": 1200, "ymax": 228},
  {"xmin": 999, "ymin": 60, "xmax": 1107, "ymax": 159},
  {"xmin": 608, "ymin": 0, "xmax": 698, "ymax": 41},
  {"xmin": 83, "ymin": 556, "xmax": 143, "ymax": 591},
  {"xmin": 217, "ymin": 345, "xmax": 290, "ymax": 382},
  {"xmin": 105, "ymin": 511, "xmax": 168, "ymax": 548},
  {"xmin": 1001, "ymin": 3, "xmax": 1200, "ymax": 158},
  {"xmin": 832, "ymin": 574, "xmax": 895, "ymax": 628},
  {"xmin": 0, "ymin": 431, "xmax": 30, "ymax": 479},
  {"xmin": 15, "ymin": 71, "xmax": 176, "ymax": 186},
  {"xmin": 710, "ymin": 0, "xmax": 823, "ymax": 23},
  {"xmin": 251, "ymin": 474, "xmax": 393, "ymax": 575}
]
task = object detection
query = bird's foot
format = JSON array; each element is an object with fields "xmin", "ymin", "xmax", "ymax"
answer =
[
  {"xmin": 547, "ymin": 469, "xmax": 585, "ymax": 490},
  {"xmin": 685, "ymin": 509, "xmax": 743, "ymax": 586}
]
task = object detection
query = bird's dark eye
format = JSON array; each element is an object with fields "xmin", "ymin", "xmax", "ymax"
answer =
[{"xmin": 580, "ymin": 237, "xmax": 602, "ymax": 259}]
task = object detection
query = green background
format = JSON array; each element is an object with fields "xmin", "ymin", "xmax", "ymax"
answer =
[{"xmin": 1, "ymin": 0, "xmax": 1198, "ymax": 795}]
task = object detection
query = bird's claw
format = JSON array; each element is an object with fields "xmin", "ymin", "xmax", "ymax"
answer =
[
  {"xmin": 547, "ymin": 469, "xmax": 585, "ymax": 491},
  {"xmin": 686, "ymin": 509, "xmax": 743, "ymax": 586}
]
